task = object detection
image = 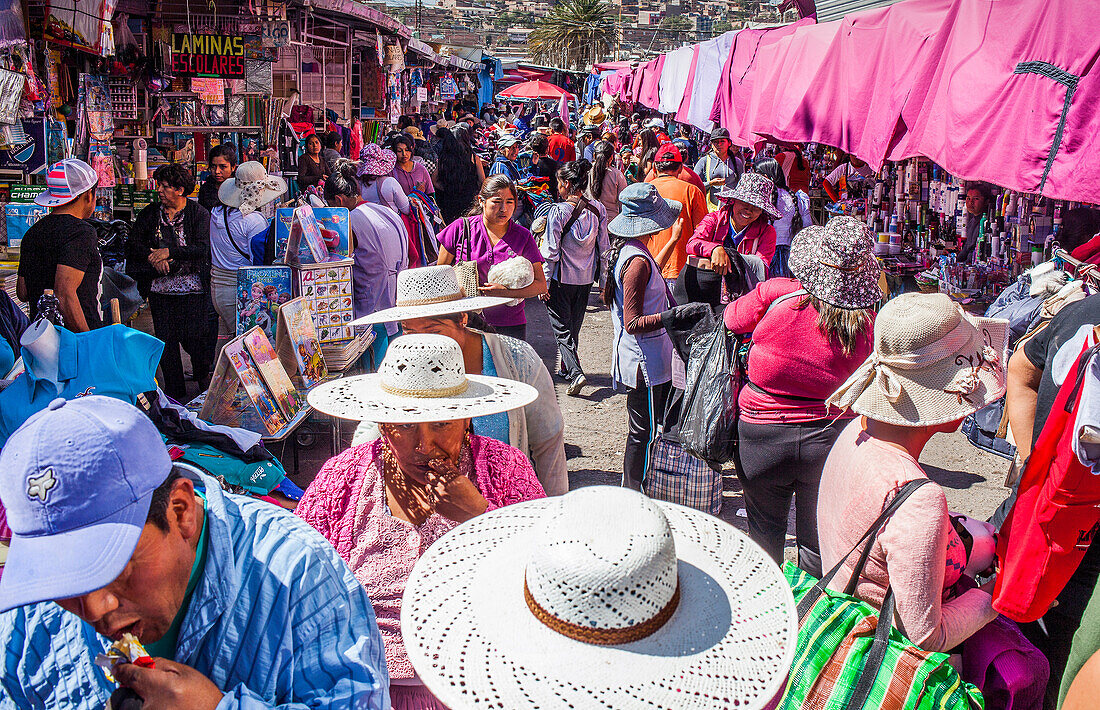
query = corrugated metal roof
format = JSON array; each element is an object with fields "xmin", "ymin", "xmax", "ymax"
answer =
[{"xmin": 814, "ymin": 0, "xmax": 906, "ymax": 22}]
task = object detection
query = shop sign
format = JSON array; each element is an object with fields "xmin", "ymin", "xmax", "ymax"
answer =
[
  {"xmin": 0, "ymin": 119, "xmax": 47, "ymax": 174},
  {"xmin": 262, "ymin": 21, "xmax": 291, "ymax": 48},
  {"xmin": 171, "ymin": 34, "xmax": 247, "ymax": 78},
  {"xmin": 416, "ymin": 87, "xmax": 428, "ymax": 102}
]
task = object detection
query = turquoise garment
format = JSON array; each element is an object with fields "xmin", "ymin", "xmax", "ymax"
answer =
[
  {"xmin": 144, "ymin": 491, "xmax": 209, "ymax": 659},
  {"xmin": 0, "ymin": 325, "xmax": 162, "ymax": 446},
  {"xmin": 472, "ymin": 336, "xmax": 510, "ymax": 444},
  {"xmin": 0, "ymin": 337, "xmax": 13, "ymax": 377}
]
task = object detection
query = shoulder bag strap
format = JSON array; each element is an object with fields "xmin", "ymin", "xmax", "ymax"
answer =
[
  {"xmin": 796, "ymin": 478, "xmax": 932, "ymax": 619},
  {"xmin": 223, "ymin": 207, "xmax": 252, "ymax": 260}
]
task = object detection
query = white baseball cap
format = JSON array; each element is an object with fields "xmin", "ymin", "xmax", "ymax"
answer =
[{"xmin": 35, "ymin": 159, "xmax": 99, "ymax": 207}]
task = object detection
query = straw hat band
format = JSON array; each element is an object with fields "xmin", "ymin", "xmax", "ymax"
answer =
[
  {"xmin": 877, "ymin": 320, "xmax": 976, "ymax": 371},
  {"xmin": 381, "ymin": 379, "xmax": 470, "ymax": 398},
  {"xmin": 524, "ymin": 577, "xmax": 681, "ymax": 646},
  {"xmin": 396, "ymin": 291, "xmax": 466, "ymax": 308}
]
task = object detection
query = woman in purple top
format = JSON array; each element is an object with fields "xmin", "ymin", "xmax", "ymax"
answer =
[
  {"xmin": 437, "ymin": 175, "xmax": 548, "ymax": 340},
  {"xmin": 390, "ymin": 134, "xmax": 435, "ymax": 197}
]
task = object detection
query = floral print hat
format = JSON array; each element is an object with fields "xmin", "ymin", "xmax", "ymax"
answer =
[{"xmin": 788, "ymin": 215, "xmax": 882, "ymax": 310}]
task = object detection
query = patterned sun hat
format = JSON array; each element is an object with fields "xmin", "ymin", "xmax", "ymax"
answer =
[
  {"xmin": 218, "ymin": 161, "xmax": 288, "ymax": 215},
  {"xmin": 827, "ymin": 293, "xmax": 1009, "ymax": 426},
  {"xmin": 401, "ymin": 486, "xmax": 797, "ymax": 710},
  {"xmin": 350, "ymin": 265, "xmax": 511, "ymax": 325},
  {"xmin": 307, "ymin": 334, "xmax": 537, "ymax": 423},
  {"xmin": 715, "ymin": 172, "xmax": 781, "ymax": 219},
  {"xmin": 788, "ymin": 216, "xmax": 883, "ymax": 310},
  {"xmin": 358, "ymin": 143, "xmax": 397, "ymax": 177}
]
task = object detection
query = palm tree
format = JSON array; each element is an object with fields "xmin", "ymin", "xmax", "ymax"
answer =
[{"xmin": 529, "ymin": 0, "xmax": 618, "ymax": 70}]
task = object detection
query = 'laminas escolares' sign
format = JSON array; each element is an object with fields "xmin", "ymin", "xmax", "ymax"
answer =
[{"xmin": 171, "ymin": 34, "xmax": 247, "ymax": 78}]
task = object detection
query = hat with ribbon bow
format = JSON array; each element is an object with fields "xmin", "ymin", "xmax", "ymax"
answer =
[
  {"xmin": 827, "ymin": 292, "xmax": 1009, "ymax": 426},
  {"xmin": 218, "ymin": 161, "xmax": 287, "ymax": 215}
]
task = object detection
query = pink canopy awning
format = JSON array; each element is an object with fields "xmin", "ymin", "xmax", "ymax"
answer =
[{"xmin": 702, "ymin": 0, "xmax": 1100, "ymax": 203}]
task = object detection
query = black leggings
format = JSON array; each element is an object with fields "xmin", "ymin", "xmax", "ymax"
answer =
[
  {"xmin": 150, "ymin": 292, "xmax": 211, "ymax": 401},
  {"xmin": 623, "ymin": 369, "xmax": 672, "ymax": 491},
  {"xmin": 546, "ymin": 281, "xmax": 591, "ymax": 380},
  {"xmin": 735, "ymin": 417, "xmax": 847, "ymax": 576}
]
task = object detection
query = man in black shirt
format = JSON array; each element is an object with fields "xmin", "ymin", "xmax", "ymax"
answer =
[
  {"xmin": 528, "ymin": 133, "xmax": 560, "ymax": 202},
  {"xmin": 17, "ymin": 159, "xmax": 102, "ymax": 331}
]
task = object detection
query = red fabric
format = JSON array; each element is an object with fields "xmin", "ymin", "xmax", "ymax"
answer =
[
  {"xmin": 637, "ymin": 55, "xmax": 666, "ymax": 110},
  {"xmin": 497, "ymin": 80, "xmax": 571, "ymax": 100},
  {"xmin": 1070, "ymin": 234, "xmax": 1100, "ymax": 265},
  {"xmin": 546, "ymin": 134, "xmax": 576, "ymax": 163},
  {"xmin": 401, "ymin": 212, "xmax": 421, "ymax": 267},
  {"xmin": 994, "ymin": 341, "xmax": 1100, "ymax": 622}
]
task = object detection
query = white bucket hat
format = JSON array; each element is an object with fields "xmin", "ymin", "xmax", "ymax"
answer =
[
  {"xmin": 307, "ymin": 333, "xmax": 537, "ymax": 423},
  {"xmin": 827, "ymin": 292, "xmax": 1009, "ymax": 426},
  {"xmin": 218, "ymin": 161, "xmax": 288, "ymax": 215},
  {"xmin": 402, "ymin": 486, "xmax": 797, "ymax": 710},
  {"xmin": 351, "ymin": 265, "xmax": 511, "ymax": 326}
]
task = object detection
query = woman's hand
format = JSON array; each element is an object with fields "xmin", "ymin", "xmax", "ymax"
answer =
[
  {"xmin": 154, "ymin": 259, "xmax": 172, "ymax": 275},
  {"xmin": 426, "ymin": 458, "xmax": 488, "ymax": 523},
  {"xmin": 710, "ymin": 245, "xmax": 731, "ymax": 275},
  {"xmin": 148, "ymin": 248, "xmax": 171, "ymax": 264}
]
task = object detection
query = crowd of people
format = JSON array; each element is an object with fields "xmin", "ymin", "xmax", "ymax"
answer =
[{"xmin": 2, "ymin": 97, "xmax": 1100, "ymax": 710}]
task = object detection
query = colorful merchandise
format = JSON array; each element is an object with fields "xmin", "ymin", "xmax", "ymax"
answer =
[
  {"xmin": 241, "ymin": 326, "xmax": 303, "ymax": 420},
  {"xmin": 236, "ymin": 265, "xmax": 292, "ymax": 339},
  {"xmin": 275, "ymin": 297, "xmax": 328, "ymax": 388}
]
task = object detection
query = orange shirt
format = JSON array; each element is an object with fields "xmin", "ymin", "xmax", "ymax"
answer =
[
  {"xmin": 642, "ymin": 174, "xmax": 709, "ymax": 280},
  {"xmin": 644, "ymin": 165, "xmax": 706, "ymax": 194}
]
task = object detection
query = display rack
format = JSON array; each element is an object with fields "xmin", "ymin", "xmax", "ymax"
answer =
[{"xmin": 107, "ymin": 77, "xmax": 139, "ymax": 121}]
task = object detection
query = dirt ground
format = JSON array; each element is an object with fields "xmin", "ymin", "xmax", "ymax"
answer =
[{"xmin": 247, "ymin": 292, "xmax": 1013, "ymax": 551}]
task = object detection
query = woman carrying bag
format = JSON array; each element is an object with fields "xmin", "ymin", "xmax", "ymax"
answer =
[
  {"xmin": 543, "ymin": 160, "xmax": 609, "ymax": 397},
  {"xmin": 603, "ymin": 182, "xmax": 680, "ymax": 491}
]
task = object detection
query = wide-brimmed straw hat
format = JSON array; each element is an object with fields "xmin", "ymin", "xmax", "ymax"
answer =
[
  {"xmin": 402, "ymin": 486, "xmax": 797, "ymax": 709},
  {"xmin": 582, "ymin": 105, "xmax": 606, "ymax": 125},
  {"xmin": 351, "ymin": 266, "xmax": 511, "ymax": 326},
  {"xmin": 827, "ymin": 293, "xmax": 1009, "ymax": 426},
  {"xmin": 358, "ymin": 143, "xmax": 397, "ymax": 177},
  {"xmin": 789, "ymin": 216, "xmax": 882, "ymax": 309},
  {"xmin": 307, "ymin": 333, "xmax": 538, "ymax": 423},
  {"xmin": 218, "ymin": 161, "xmax": 288, "ymax": 215},
  {"xmin": 609, "ymin": 182, "xmax": 681, "ymax": 239},
  {"xmin": 716, "ymin": 172, "xmax": 781, "ymax": 219}
]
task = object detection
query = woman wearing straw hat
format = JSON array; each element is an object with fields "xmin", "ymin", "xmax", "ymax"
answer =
[
  {"xmin": 603, "ymin": 182, "xmax": 679, "ymax": 490},
  {"xmin": 679, "ymin": 172, "xmax": 779, "ymax": 311},
  {"xmin": 724, "ymin": 216, "xmax": 879, "ymax": 575},
  {"xmin": 210, "ymin": 161, "xmax": 287, "ymax": 358},
  {"xmin": 399, "ymin": 485, "xmax": 798, "ymax": 710},
  {"xmin": 297, "ymin": 334, "xmax": 546, "ymax": 709},
  {"xmin": 350, "ymin": 266, "xmax": 568, "ymax": 496},
  {"xmin": 819, "ymin": 293, "xmax": 1008, "ymax": 652}
]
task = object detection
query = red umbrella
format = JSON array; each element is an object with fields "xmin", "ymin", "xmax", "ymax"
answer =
[{"xmin": 497, "ymin": 80, "xmax": 572, "ymax": 100}]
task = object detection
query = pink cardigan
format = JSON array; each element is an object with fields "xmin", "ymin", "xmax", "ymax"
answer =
[
  {"xmin": 295, "ymin": 436, "xmax": 545, "ymax": 679},
  {"xmin": 686, "ymin": 205, "xmax": 777, "ymax": 269},
  {"xmin": 818, "ymin": 420, "xmax": 997, "ymax": 652}
]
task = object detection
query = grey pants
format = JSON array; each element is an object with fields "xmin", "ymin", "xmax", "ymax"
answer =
[{"xmin": 210, "ymin": 266, "xmax": 238, "ymax": 360}]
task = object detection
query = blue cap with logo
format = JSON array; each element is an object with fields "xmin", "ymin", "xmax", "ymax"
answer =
[{"xmin": 0, "ymin": 396, "xmax": 172, "ymax": 612}]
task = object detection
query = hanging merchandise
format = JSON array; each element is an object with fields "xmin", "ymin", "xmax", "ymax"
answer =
[
  {"xmin": 440, "ymin": 73, "xmax": 458, "ymax": 101},
  {"xmin": 409, "ymin": 68, "xmax": 423, "ymax": 88},
  {"xmin": 0, "ymin": 68, "xmax": 25, "ymax": 124},
  {"xmin": 44, "ymin": 0, "xmax": 116, "ymax": 56}
]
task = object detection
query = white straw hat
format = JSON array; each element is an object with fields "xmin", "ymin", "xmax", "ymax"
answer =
[
  {"xmin": 307, "ymin": 333, "xmax": 537, "ymax": 423},
  {"xmin": 350, "ymin": 265, "xmax": 512, "ymax": 326},
  {"xmin": 218, "ymin": 161, "xmax": 287, "ymax": 215},
  {"xmin": 402, "ymin": 486, "xmax": 797, "ymax": 710},
  {"xmin": 827, "ymin": 292, "xmax": 1009, "ymax": 426}
]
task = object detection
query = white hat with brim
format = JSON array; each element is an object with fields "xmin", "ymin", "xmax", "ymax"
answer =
[
  {"xmin": 350, "ymin": 265, "xmax": 512, "ymax": 326},
  {"xmin": 402, "ymin": 487, "xmax": 798, "ymax": 710},
  {"xmin": 306, "ymin": 333, "xmax": 537, "ymax": 423},
  {"xmin": 827, "ymin": 293, "xmax": 1009, "ymax": 426},
  {"xmin": 219, "ymin": 161, "xmax": 287, "ymax": 214}
]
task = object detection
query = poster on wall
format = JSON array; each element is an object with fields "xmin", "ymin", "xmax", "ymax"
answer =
[{"xmin": 44, "ymin": 0, "xmax": 116, "ymax": 56}]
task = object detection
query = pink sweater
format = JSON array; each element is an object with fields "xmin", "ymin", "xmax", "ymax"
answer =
[
  {"xmin": 686, "ymin": 206, "xmax": 777, "ymax": 269},
  {"xmin": 818, "ymin": 420, "xmax": 998, "ymax": 652},
  {"xmin": 295, "ymin": 436, "xmax": 545, "ymax": 679},
  {"xmin": 724, "ymin": 278, "xmax": 873, "ymax": 423}
]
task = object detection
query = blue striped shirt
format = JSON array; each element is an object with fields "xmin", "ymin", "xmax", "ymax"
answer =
[{"xmin": 1, "ymin": 475, "xmax": 390, "ymax": 709}]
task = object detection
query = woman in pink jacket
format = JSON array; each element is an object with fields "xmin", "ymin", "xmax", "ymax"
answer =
[{"xmin": 677, "ymin": 172, "xmax": 779, "ymax": 310}]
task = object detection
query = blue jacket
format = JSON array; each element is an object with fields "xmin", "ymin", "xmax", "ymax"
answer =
[{"xmin": 0, "ymin": 474, "xmax": 390, "ymax": 709}]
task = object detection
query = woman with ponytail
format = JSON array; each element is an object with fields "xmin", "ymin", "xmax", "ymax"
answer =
[
  {"xmin": 586, "ymin": 140, "xmax": 628, "ymax": 220},
  {"xmin": 602, "ymin": 182, "xmax": 680, "ymax": 490}
]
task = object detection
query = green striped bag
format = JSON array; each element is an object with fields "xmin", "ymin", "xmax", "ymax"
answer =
[{"xmin": 777, "ymin": 480, "xmax": 984, "ymax": 710}]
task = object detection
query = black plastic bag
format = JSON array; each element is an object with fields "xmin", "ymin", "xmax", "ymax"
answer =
[{"xmin": 678, "ymin": 321, "xmax": 740, "ymax": 466}]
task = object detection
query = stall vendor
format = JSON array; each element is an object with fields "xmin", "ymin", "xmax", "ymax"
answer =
[{"xmin": 958, "ymin": 183, "xmax": 993, "ymax": 262}]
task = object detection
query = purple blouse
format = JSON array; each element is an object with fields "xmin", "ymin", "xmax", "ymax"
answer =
[{"xmin": 438, "ymin": 216, "xmax": 543, "ymax": 327}]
